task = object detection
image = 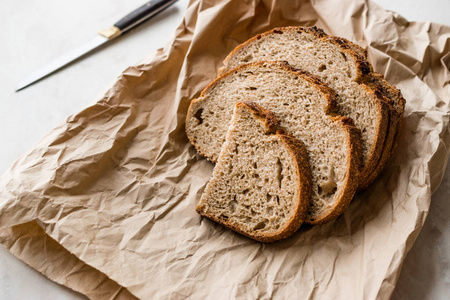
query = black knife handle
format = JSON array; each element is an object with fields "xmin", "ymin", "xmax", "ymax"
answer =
[{"xmin": 114, "ymin": 0, "xmax": 177, "ymax": 33}]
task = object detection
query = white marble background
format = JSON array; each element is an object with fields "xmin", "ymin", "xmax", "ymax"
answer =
[{"xmin": 0, "ymin": 0, "xmax": 449, "ymax": 299}]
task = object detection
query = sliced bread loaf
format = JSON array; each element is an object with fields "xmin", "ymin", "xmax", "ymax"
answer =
[
  {"xmin": 187, "ymin": 61, "xmax": 362, "ymax": 224},
  {"xmin": 219, "ymin": 26, "xmax": 392, "ymax": 189},
  {"xmin": 196, "ymin": 102, "xmax": 312, "ymax": 242}
]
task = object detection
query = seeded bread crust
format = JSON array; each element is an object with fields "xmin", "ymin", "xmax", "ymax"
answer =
[
  {"xmin": 220, "ymin": 26, "xmax": 395, "ymax": 190},
  {"xmin": 187, "ymin": 61, "xmax": 363, "ymax": 225},
  {"xmin": 196, "ymin": 102, "xmax": 312, "ymax": 242}
]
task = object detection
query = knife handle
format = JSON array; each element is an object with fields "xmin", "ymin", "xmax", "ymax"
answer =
[{"xmin": 114, "ymin": 0, "xmax": 177, "ymax": 33}]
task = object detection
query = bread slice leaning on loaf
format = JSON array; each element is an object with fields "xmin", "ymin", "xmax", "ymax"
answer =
[
  {"xmin": 196, "ymin": 102, "xmax": 312, "ymax": 242},
  {"xmin": 186, "ymin": 61, "xmax": 362, "ymax": 224},
  {"xmin": 219, "ymin": 26, "xmax": 392, "ymax": 189}
]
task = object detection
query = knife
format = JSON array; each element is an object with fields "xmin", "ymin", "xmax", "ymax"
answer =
[{"xmin": 16, "ymin": 0, "xmax": 178, "ymax": 91}]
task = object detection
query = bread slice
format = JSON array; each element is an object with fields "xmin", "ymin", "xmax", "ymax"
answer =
[
  {"xmin": 359, "ymin": 72, "xmax": 406, "ymax": 189},
  {"xmin": 326, "ymin": 36, "xmax": 406, "ymax": 189},
  {"xmin": 196, "ymin": 102, "xmax": 312, "ymax": 242},
  {"xmin": 187, "ymin": 61, "xmax": 362, "ymax": 224},
  {"xmin": 219, "ymin": 26, "xmax": 392, "ymax": 189}
]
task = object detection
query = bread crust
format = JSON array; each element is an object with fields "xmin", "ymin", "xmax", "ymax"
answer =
[
  {"xmin": 339, "ymin": 37, "xmax": 369, "ymax": 59},
  {"xmin": 357, "ymin": 74, "xmax": 406, "ymax": 189},
  {"xmin": 196, "ymin": 102, "xmax": 312, "ymax": 242},
  {"xmin": 219, "ymin": 26, "xmax": 401, "ymax": 190},
  {"xmin": 357, "ymin": 85, "xmax": 391, "ymax": 181},
  {"xmin": 188, "ymin": 61, "xmax": 362, "ymax": 226}
]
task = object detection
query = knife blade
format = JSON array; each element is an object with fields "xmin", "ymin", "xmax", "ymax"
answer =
[{"xmin": 16, "ymin": 0, "xmax": 177, "ymax": 91}]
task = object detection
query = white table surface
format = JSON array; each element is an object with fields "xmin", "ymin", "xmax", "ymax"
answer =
[{"xmin": 1, "ymin": 0, "xmax": 449, "ymax": 299}]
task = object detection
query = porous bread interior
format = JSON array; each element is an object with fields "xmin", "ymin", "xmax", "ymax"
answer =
[
  {"xmin": 222, "ymin": 29, "xmax": 381, "ymax": 172},
  {"xmin": 187, "ymin": 63, "xmax": 349, "ymax": 221},
  {"xmin": 197, "ymin": 104, "xmax": 301, "ymax": 237}
]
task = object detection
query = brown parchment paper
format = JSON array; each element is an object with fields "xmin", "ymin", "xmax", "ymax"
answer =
[{"xmin": 1, "ymin": 0, "xmax": 449, "ymax": 299}]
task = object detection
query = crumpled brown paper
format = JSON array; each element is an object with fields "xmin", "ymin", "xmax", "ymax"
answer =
[{"xmin": 1, "ymin": 0, "xmax": 449, "ymax": 299}]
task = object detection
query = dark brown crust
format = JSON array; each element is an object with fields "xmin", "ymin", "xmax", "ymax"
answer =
[
  {"xmin": 357, "ymin": 74, "xmax": 406, "ymax": 189},
  {"xmin": 306, "ymin": 116, "xmax": 363, "ymax": 225},
  {"xmin": 357, "ymin": 85, "xmax": 391, "ymax": 179},
  {"xmin": 358, "ymin": 112, "xmax": 399, "ymax": 189},
  {"xmin": 196, "ymin": 102, "xmax": 312, "ymax": 242},
  {"xmin": 219, "ymin": 26, "xmax": 400, "ymax": 190},
  {"xmin": 241, "ymin": 101, "xmax": 283, "ymax": 134},
  {"xmin": 341, "ymin": 38, "xmax": 368, "ymax": 59}
]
